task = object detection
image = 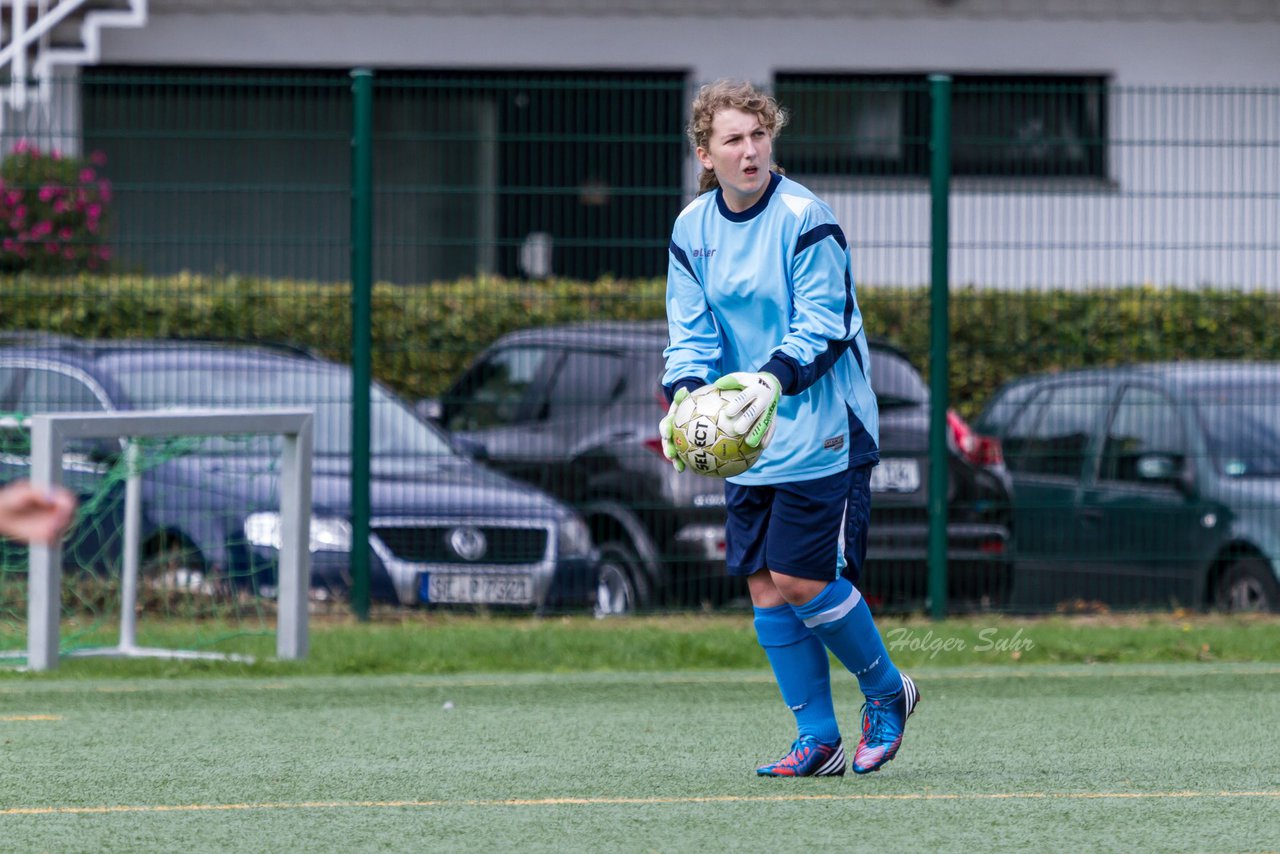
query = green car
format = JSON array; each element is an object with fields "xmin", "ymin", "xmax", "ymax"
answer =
[{"xmin": 975, "ymin": 361, "xmax": 1280, "ymax": 613}]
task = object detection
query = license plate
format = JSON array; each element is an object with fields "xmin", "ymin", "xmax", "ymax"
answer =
[
  {"xmin": 870, "ymin": 458, "xmax": 921, "ymax": 493},
  {"xmin": 420, "ymin": 573, "xmax": 535, "ymax": 605}
]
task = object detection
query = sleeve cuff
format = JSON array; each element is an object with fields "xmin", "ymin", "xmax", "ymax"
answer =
[
  {"xmin": 662, "ymin": 377, "xmax": 707, "ymax": 404},
  {"xmin": 758, "ymin": 355, "xmax": 798, "ymax": 396}
]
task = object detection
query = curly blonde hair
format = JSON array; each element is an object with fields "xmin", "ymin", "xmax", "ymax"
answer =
[{"xmin": 686, "ymin": 79, "xmax": 788, "ymax": 194}]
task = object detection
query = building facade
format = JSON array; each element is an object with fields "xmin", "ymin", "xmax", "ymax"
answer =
[{"xmin": 11, "ymin": 0, "xmax": 1278, "ymax": 287}]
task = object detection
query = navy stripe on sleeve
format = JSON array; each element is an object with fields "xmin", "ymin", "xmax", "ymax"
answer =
[
  {"xmin": 797, "ymin": 223, "xmax": 856, "ymax": 335},
  {"xmin": 795, "ymin": 223, "xmax": 847, "ymax": 255},
  {"xmin": 669, "ymin": 240, "xmax": 697, "ymax": 282},
  {"xmin": 763, "ymin": 334, "xmax": 865, "ymax": 396}
]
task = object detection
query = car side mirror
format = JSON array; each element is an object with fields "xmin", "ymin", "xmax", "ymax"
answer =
[
  {"xmin": 414, "ymin": 398, "xmax": 442, "ymax": 424},
  {"xmin": 451, "ymin": 434, "xmax": 489, "ymax": 462},
  {"xmin": 1136, "ymin": 453, "xmax": 1195, "ymax": 495}
]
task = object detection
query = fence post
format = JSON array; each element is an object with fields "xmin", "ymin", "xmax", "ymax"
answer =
[
  {"xmin": 349, "ymin": 68, "xmax": 374, "ymax": 621},
  {"xmin": 927, "ymin": 74, "xmax": 952, "ymax": 620}
]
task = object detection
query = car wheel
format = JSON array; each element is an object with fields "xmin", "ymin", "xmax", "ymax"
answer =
[
  {"xmin": 1215, "ymin": 558, "xmax": 1280, "ymax": 613},
  {"xmin": 593, "ymin": 542, "xmax": 648, "ymax": 618}
]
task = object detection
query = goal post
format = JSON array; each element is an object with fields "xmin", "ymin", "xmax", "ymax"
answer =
[{"xmin": 26, "ymin": 408, "xmax": 314, "ymax": 671}]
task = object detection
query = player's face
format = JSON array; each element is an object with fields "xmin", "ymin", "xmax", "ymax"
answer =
[{"xmin": 697, "ymin": 108, "xmax": 772, "ymax": 213}]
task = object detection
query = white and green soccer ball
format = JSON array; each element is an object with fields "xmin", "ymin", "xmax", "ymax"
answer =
[{"xmin": 670, "ymin": 384, "xmax": 764, "ymax": 478}]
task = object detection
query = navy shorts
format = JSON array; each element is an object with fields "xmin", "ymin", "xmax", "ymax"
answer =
[{"xmin": 724, "ymin": 463, "xmax": 873, "ymax": 584}]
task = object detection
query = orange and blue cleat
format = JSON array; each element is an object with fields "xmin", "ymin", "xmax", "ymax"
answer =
[
  {"xmin": 852, "ymin": 673, "xmax": 920, "ymax": 774},
  {"xmin": 755, "ymin": 735, "xmax": 845, "ymax": 777}
]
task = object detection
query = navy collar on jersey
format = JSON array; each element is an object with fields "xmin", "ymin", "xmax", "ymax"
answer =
[{"xmin": 715, "ymin": 171, "xmax": 781, "ymax": 223}]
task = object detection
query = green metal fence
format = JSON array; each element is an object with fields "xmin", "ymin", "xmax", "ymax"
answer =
[{"xmin": 0, "ymin": 70, "xmax": 1277, "ymax": 622}]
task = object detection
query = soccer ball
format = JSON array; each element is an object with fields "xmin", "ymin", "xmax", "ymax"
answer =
[{"xmin": 670, "ymin": 384, "xmax": 765, "ymax": 478}]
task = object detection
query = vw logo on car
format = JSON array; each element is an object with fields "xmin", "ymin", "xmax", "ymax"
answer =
[{"xmin": 448, "ymin": 526, "xmax": 488, "ymax": 562}]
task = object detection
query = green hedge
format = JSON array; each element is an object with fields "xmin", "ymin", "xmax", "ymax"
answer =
[
  {"xmin": 1, "ymin": 273, "xmax": 665, "ymax": 407},
  {"xmin": 5, "ymin": 273, "xmax": 1280, "ymax": 418},
  {"xmin": 865, "ymin": 286, "xmax": 1280, "ymax": 417}
]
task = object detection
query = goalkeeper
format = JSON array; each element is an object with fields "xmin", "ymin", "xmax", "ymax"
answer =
[{"xmin": 659, "ymin": 80, "xmax": 918, "ymax": 777}]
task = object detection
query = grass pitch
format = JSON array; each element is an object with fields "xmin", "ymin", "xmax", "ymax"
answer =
[{"xmin": 1, "ymin": 662, "xmax": 1277, "ymax": 852}]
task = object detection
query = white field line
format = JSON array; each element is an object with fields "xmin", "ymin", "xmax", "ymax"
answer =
[{"xmin": 4, "ymin": 790, "xmax": 1280, "ymax": 817}]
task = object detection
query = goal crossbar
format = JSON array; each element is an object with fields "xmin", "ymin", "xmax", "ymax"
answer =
[{"xmin": 25, "ymin": 408, "xmax": 314, "ymax": 671}]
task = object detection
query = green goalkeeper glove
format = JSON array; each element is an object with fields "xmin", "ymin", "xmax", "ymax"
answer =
[
  {"xmin": 715, "ymin": 371, "xmax": 781, "ymax": 449},
  {"xmin": 657, "ymin": 387, "xmax": 689, "ymax": 473}
]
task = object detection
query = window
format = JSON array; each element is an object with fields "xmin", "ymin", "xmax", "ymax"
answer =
[
  {"xmin": 774, "ymin": 73, "xmax": 1108, "ymax": 179},
  {"xmin": 1195, "ymin": 383, "xmax": 1280, "ymax": 478},
  {"xmin": 975, "ymin": 380, "xmax": 1040, "ymax": 436},
  {"xmin": 443, "ymin": 347, "xmax": 557, "ymax": 431},
  {"xmin": 18, "ymin": 368, "xmax": 108, "ymax": 414},
  {"xmin": 113, "ymin": 365, "xmax": 452, "ymax": 457},
  {"xmin": 84, "ymin": 67, "xmax": 685, "ymax": 282},
  {"xmin": 620, "ymin": 351, "xmax": 669, "ymax": 406},
  {"xmin": 0, "ymin": 366, "xmax": 26, "ymax": 459},
  {"xmin": 1001, "ymin": 386, "xmax": 1051, "ymax": 472},
  {"xmin": 1005, "ymin": 383, "xmax": 1109, "ymax": 478},
  {"xmin": 1100, "ymin": 387, "xmax": 1186, "ymax": 484},
  {"xmin": 0, "ymin": 367, "xmax": 20, "ymax": 403},
  {"xmin": 543, "ymin": 350, "xmax": 626, "ymax": 421},
  {"xmin": 15, "ymin": 368, "xmax": 110, "ymax": 460},
  {"xmin": 869, "ymin": 348, "xmax": 927, "ymax": 407}
]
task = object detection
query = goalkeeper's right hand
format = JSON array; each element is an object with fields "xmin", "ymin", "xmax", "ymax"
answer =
[{"xmin": 657, "ymin": 387, "xmax": 689, "ymax": 473}]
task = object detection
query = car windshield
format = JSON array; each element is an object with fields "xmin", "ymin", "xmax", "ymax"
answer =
[
  {"xmin": 1195, "ymin": 384, "xmax": 1280, "ymax": 477},
  {"xmin": 114, "ymin": 364, "xmax": 454, "ymax": 457}
]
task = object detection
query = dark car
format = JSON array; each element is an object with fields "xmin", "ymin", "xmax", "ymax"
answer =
[
  {"xmin": 0, "ymin": 339, "xmax": 597, "ymax": 611},
  {"xmin": 432, "ymin": 321, "xmax": 1013, "ymax": 613},
  {"xmin": 974, "ymin": 361, "xmax": 1280, "ymax": 612}
]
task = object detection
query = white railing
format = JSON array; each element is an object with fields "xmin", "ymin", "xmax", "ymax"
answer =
[{"xmin": 0, "ymin": 0, "xmax": 147, "ymax": 123}]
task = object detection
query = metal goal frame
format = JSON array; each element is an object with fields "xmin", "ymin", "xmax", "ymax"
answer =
[{"xmin": 25, "ymin": 408, "xmax": 313, "ymax": 671}]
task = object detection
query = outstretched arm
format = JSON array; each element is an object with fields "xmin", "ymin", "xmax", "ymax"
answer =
[{"xmin": 0, "ymin": 481, "xmax": 77, "ymax": 545}]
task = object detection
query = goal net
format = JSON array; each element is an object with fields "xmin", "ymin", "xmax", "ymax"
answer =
[{"xmin": 0, "ymin": 409, "xmax": 313, "ymax": 671}]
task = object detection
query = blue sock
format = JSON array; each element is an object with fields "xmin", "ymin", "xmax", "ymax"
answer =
[
  {"xmin": 791, "ymin": 577, "xmax": 902, "ymax": 701},
  {"xmin": 753, "ymin": 604, "xmax": 840, "ymax": 744}
]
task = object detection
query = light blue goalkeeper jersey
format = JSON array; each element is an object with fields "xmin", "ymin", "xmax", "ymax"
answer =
[{"xmin": 662, "ymin": 171, "xmax": 879, "ymax": 485}]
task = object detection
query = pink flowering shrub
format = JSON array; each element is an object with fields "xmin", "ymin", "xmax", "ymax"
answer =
[{"xmin": 0, "ymin": 139, "xmax": 112, "ymax": 274}]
